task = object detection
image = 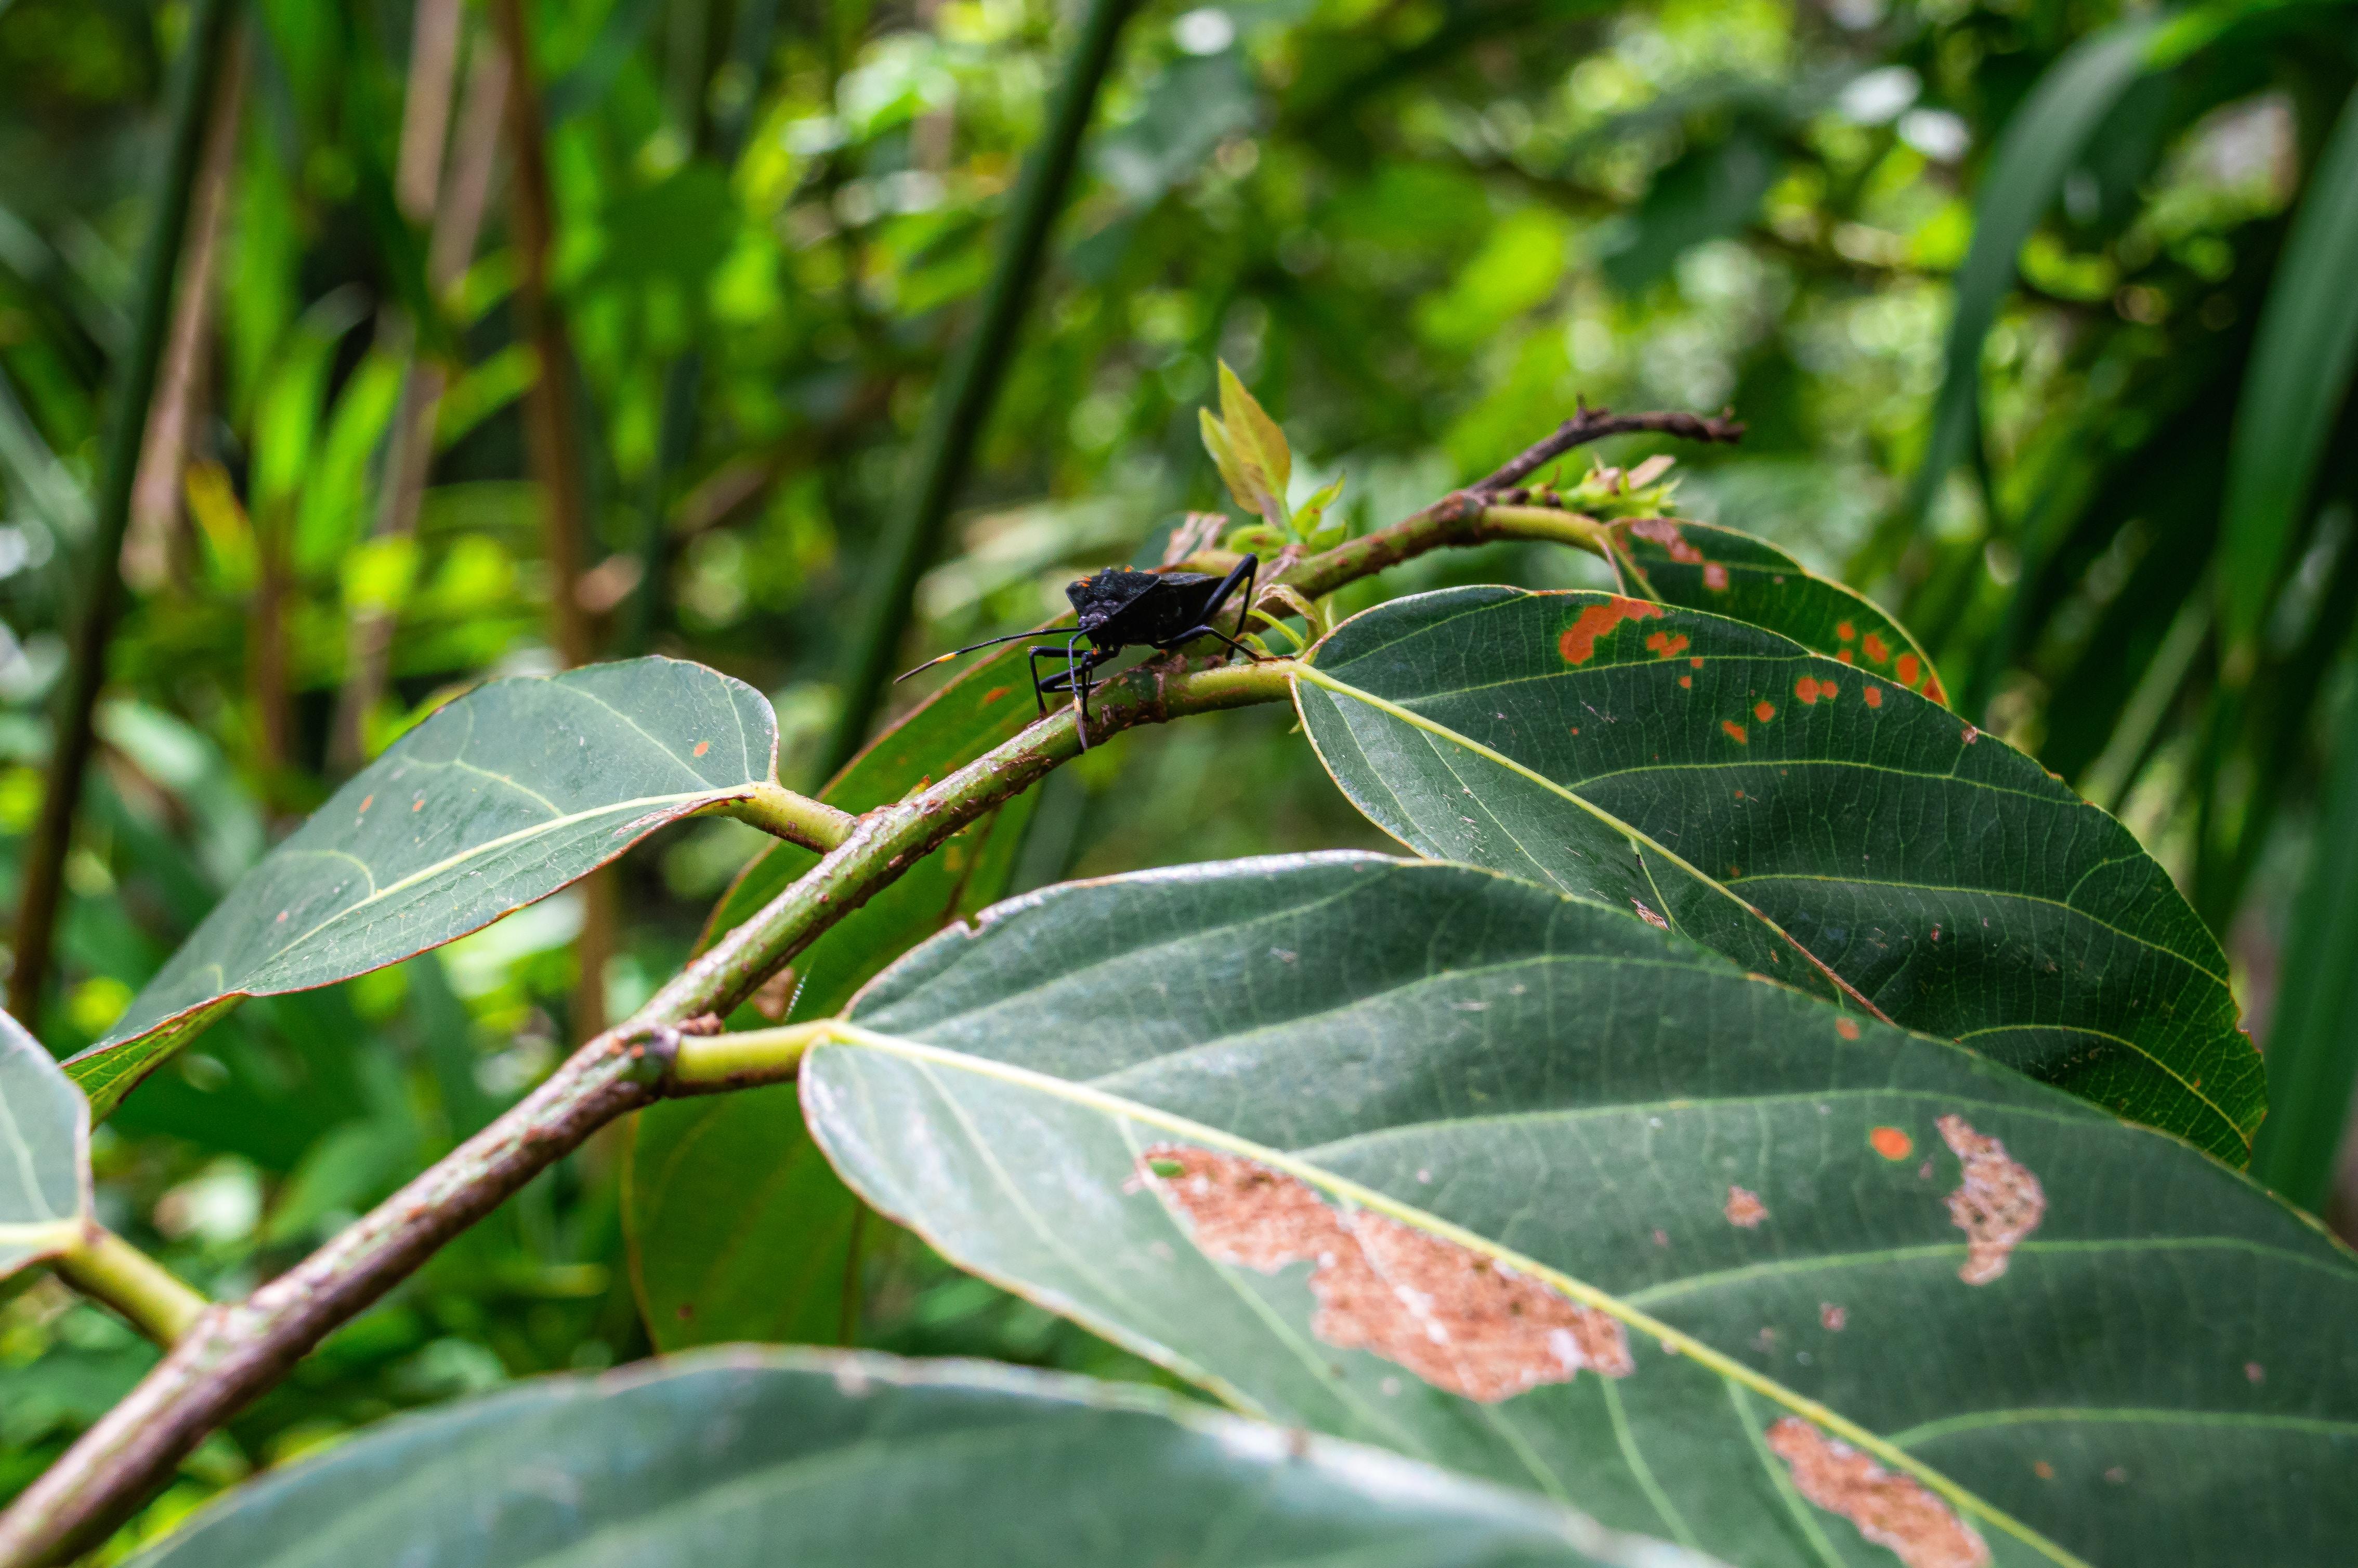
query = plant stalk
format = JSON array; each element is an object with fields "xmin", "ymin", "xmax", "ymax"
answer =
[
  {"xmin": 50, "ymin": 1226, "xmax": 208, "ymax": 1348},
  {"xmin": 714, "ymin": 782, "xmax": 859, "ymax": 852},
  {"xmin": 7, "ymin": 0, "xmax": 242, "ymax": 1026},
  {"xmin": 0, "ymin": 655, "xmax": 1290, "ymax": 1568},
  {"xmin": 818, "ymin": 0, "xmax": 1140, "ymax": 779}
]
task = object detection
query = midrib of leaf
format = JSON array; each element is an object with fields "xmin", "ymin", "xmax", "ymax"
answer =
[
  {"xmin": 817, "ymin": 1019, "xmax": 2092, "ymax": 1568},
  {"xmin": 1287, "ymin": 664, "xmax": 1887, "ymax": 1021},
  {"xmin": 0, "ymin": 1220, "xmax": 81, "ymax": 1249},
  {"xmin": 254, "ymin": 787, "xmax": 738, "ymax": 978}
]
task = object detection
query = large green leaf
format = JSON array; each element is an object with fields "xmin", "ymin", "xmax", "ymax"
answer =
[
  {"xmin": 0, "ymin": 1009, "xmax": 87, "ymax": 1283},
  {"xmin": 71, "ymin": 657, "xmax": 778, "ymax": 1118},
  {"xmin": 804, "ymin": 854, "xmax": 2358, "ymax": 1568},
  {"xmin": 2218, "ymin": 80, "xmax": 2358, "ymax": 650},
  {"xmin": 1289, "ymin": 587, "xmax": 2258, "ymax": 1161},
  {"xmin": 627, "ymin": 639, "xmax": 1041, "ymax": 1349},
  {"xmin": 1606, "ymin": 518, "xmax": 1946, "ymax": 705},
  {"xmin": 130, "ymin": 1347, "xmax": 1699, "ymax": 1568}
]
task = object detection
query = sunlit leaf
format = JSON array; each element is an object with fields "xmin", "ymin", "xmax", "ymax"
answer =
[
  {"xmin": 806, "ymin": 854, "xmax": 2357, "ymax": 1568},
  {"xmin": 130, "ymin": 1348, "xmax": 1699, "ymax": 1568},
  {"xmin": 0, "ymin": 1009, "xmax": 88, "ymax": 1284},
  {"xmin": 70, "ymin": 658, "xmax": 779, "ymax": 1118},
  {"xmin": 1290, "ymin": 588, "xmax": 2258, "ymax": 1160}
]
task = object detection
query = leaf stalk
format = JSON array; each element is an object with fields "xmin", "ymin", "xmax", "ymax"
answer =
[{"xmin": 49, "ymin": 1227, "xmax": 208, "ymax": 1349}]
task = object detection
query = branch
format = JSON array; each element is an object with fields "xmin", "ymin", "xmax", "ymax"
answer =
[
  {"xmin": 49, "ymin": 1227, "xmax": 207, "ymax": 1348},
  {"xmin": 714, "ymin": 783, "xmax": 859, "ymax": 852},
  {"xmin": 1473, "ymin": 402, "xmax": 1745, "ymax": 494},
  {"xmin": 0, "ymin": 397, "xmax": 1738, "ymax": 1565},
  {"xmin": 7, "ymin": 0, "xmax": 242, "ymax": 1024},
  {"xmin": 0, "ymin": 655, "xmax": 1290, "ymax": 1568}
]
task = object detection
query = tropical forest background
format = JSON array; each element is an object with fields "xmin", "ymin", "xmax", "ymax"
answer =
[{"xmin": 3, "ymin": 0, "xmax": 2355, "ymax": 1552}]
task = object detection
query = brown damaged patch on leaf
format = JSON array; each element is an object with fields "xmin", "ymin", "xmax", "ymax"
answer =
[
  {"xmin": 1937, "ymin": 1115, "xmax": 2045, "ymax": 1285},
  {"xmin": 1558, "ymin": 597, "xmax": 1666, "ymax": 665},
  {"xmin": 1767, "ymin": 1418, "xmax": 1989, "ymax": 1568},
  {"xmin": 1141, "ymin": 1144, "xmax": 1632, "ymax": 1402},
  {"xmin": 1724, "ymin": 1185, "xmax": 1768, "ymax": 1228}
]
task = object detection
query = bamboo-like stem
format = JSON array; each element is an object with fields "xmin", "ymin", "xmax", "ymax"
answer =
[
  {"xmin": 123, "ymin": 33, "xmax": 247, "ymax": 594},
  {"xmin": 50, "ymin": 1227, "xmax": 208, "ymax": 1349},
  {"xmin": 7, "ymin": 0, "xmax": 243, "ymax": 1026},
  {"xmin": 713, "ymin": 782, "xmax": 859, "ymax": 852},
  {"xmin": 330, "ymin": 33, "xmax": 508, "ymax": 769},
  {"xmin": 819, "ymin": 0, "xmax": 1141, "ymax": 779}
]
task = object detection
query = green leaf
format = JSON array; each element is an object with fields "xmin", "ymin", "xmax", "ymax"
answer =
[
  {"xmin": 70, "ymin": 658, "xmax": 778, "ymax": 1118},
  {"xmin": 0, "ymin": 1009, "xmax": 88, "ymax": 1283},
  {"xmin": 2218, "ymin": 80, "xmax": 2358, "ymax": 653},
  {"xmin": 2249, "ymin": 684, "xmax": 2358, "ymax": 1209},
  {"xmin": 627, "ymin": 643, "xmax": 1040, "ymax": 1349},
  {"xmin": 1219, "ymin": 359, "xmax": 1291, "ymax": 500},
  {"xmin": 1290, "ymin": 587, "xmax": 2258, "ymax": 1160},
  {"xmin": 1900, "ymin": 16, "xmax": 2164, "ymax": 528},
  {"xmin": 1606, "ymin": 518, "xmax": 1947, "ymax": 704},
  {"xmin": 128, "ymin": 1348, "xmax": 1694, "ymax": 1568},
  {"xmin": 805, "ymin": 854, "xmax": 2358, "ymax": 1568}
]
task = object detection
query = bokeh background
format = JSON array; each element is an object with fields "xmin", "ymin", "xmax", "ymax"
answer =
[{"xmin": 4, "ymin": 0, "xmax": 2354, "ymax": 1551}]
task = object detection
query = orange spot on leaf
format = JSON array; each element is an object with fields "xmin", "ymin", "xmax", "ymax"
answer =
[
  {"xmin": 1836, "ymin": 621, "xmax": 1855, "ymax": 642},
  {"xmin": 1724, "ymin": 1185, "xmax": 1769, "ymax": 1227},
  {"xmin": 1722, "ymin": 721, "xmax": 1748, "ymax": 744},
  {"xmin": 1863, "ymin": 686, "xmax": 1883, "ymax": 709},
  {"xmin": 1753, "ymin": 701, "xmax": 1776, "ymax": 722},
  {"xmin": 1870, "ymin": 1127, "xmax": 1913, "ymax": 1161},
  {"xmin": 1644, "ymin": 630, "xmax": 1691, "ymax": 659},
  {"xmin": 981, "ymin": 685, "xmax": 1012, "ymax": 704},
  {"xmin": 1558, "ymin": 597, "xmax": 1666, "ymax": 664},
  {"xmin": 1702, "ymin": 563, "xmax": 1730, "ymax": 591},
  {"xmin": 1896, "ymin": 653, "xmax": 1922, "ymax": 687},
  {"xmin": 1923, "ymin": 673, "xmax": 1948, "ymax": 703},
  {"xmin": 1837, "ymin": 648, "xmax": 1855, "ymax": 664},
  {"xmin": 1863, "ymin": 633, "xmax": 1892, "ymax": 664},
  {"xmin": 692, "ymin": 740, "xmax": 711, "ymax": 757},
  {"xmin": 1835, "ymin": 1017, "xmax": 1862, "ymax": 1041},
  {"xmin": 1679, "ymin": 675, "xmax": 1693, "ymax": 688},
  {"xmin": 358, "ymin": 794, "xmax": 373, "ymax": 813},
  {"xmin": 1796, "ymin": 676, "xmax": 1820, "ymax": 704}
]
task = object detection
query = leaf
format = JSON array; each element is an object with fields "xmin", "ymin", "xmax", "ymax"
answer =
[
  {"xmin": 1289, "ymin": 587, "xmax": 2258, "ymax": 1161},
  {"xmin": 2249, "ymin": 684, "xmax": 2358, "ymax": 1209},
  {"xmin": 70, "ymin": 657, "xmax": 778, "ymax": 1118},
  {"xmin": 626, "ymin": 643, "xmax": 1040, "ymax": 1350},
  {"xmin": 127, "ymin": 1347, "xmax": 1696, "ymax": 1568},
  {"xmin": 1219, "ymin": 359, "xmax": 1291, "ymax": 500},
  {"xmin": 804, "ymin": 854, "xmax": 2358, "ymax": 1568},
  {"xmin": 0, "ymin": 1010, "xmax": 88, "ymax": 1284},
  {"xmin": 2218, "ymin": 80, "xmax": 2358, "ymax": 654},
  {"xmin": 1605, "ymin": 518, "xmax": 1947, "ymax": 704},
  {"xmin": 1899, "ymin": 16, "xmax": 2164, "ymax": 528}
]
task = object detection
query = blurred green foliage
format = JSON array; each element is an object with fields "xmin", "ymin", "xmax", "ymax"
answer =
[{"xmin": 4, "ymin": 0, "xmax": 2356, "ymax": 1553}]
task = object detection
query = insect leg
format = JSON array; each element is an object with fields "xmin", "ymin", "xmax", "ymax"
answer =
[{"xmin": 1028, "ymin": 644, "xmax": 1079, "ymax": 717}]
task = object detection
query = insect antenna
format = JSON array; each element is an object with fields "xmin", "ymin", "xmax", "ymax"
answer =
[{"xmin": 894, "ymin": 630, "xmax": 1045, "ymax": 683}]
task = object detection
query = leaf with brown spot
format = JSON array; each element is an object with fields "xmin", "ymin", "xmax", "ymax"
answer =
[
  {"xmin": 802, "ymin": 855, "xmax": 2358, "ymax": 1568},
  {"xmin": 1291, "ymin": 587, "xmax": 2258, "ymax": 1162},
  {"xmin": 1606, "ymin": 517, "xmax": 1946, "ymax": 704}
]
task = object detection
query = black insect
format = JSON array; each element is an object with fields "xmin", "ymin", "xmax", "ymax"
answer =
[{"xmin": 897, "ymin": 554, "xmax": 1261, "ymax": 748}]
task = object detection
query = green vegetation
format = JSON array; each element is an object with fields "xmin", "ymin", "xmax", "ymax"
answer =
[{"xmin": 3, "ymin": 0, "xmax": 2355, "ymax": 1562}]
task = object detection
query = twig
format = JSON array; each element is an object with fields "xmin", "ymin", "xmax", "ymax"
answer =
[
  {"xmin": 819, "ymin": 0, "xmax": 1142, "ymax": 779},
  {"xmin": 7, "ymin": 0, "xmax": 243, "ymax": 1026},
  {"xmin": 1474, "ymin": 401, "xmax": 1746, "ymax": 495}
]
